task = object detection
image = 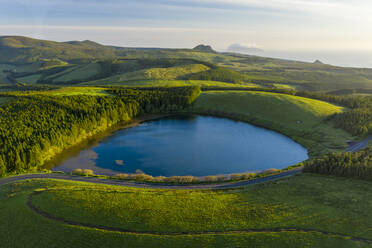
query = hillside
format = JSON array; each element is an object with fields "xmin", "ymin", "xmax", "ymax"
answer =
[
  {"xmin": 1, "ymin": 174, "xmax": 372, "ymax": 247},
  {"xmin": 191, "ymin": 91, "xmax": 352, "ymax": 155},
  {"xmin": 2, "ymin": 36, "xmax": 372, "ymax": 90}
]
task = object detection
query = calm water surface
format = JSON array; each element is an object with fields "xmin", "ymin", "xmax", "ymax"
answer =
[{"xmin": 53, "ymin": 115, "xmax": 308, "ymax": 176}]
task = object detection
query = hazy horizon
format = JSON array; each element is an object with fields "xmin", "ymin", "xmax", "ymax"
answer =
[{"xmin": 1, "ymin": 0, "xmax": 372, "ymax": 67}]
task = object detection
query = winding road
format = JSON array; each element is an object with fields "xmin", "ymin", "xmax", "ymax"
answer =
[
  {"xmin": 346, "ymin": 136, "xmax": 372, "ymax": 152},
  {"xmin": 0, "ymin": 135, "xmax": 369, "ymax": 189}
]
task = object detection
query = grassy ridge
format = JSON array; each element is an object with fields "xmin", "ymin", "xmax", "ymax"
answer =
[
  {"xmin": 0, "ymin": 174, "xmax": 370, "ymax": 247},
  {"xmin": 83, "ymin": 79, "xmax": 258, "ymax": 88},
  {"xmin": 50, "ymin": 63, "xmax": 101, "ymax": 83},
  {"xmin": 17, "ymin": 74, "xmax": 42, "ymax": 84},
  {"xmin": 86, "ymin": 64, "xmax": 210, "ymax": 85},
  {"xmin": 190, "ymin": 91, "xmax": 353, "ymax": 156},
  {"xmin": 0, "ymin": 64, "xmax": 13, "ymax": 85},
  {"xmin": 4, "ymin": 36, "xmax": 372, "ymax": 91}
]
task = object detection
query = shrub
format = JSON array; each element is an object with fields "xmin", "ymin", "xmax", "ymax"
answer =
[
  {"xmin": 230, "ymin": 173, "xmax": 244, "ymax": 181},
  {"xmin": 203, "ymin": 176, "xmax": 218, "ymax": 182},
  {"xmin": 165, "ymin": 176, "xmax": 198, "ymax": 184},
  {"xmin": 113, "ymin": 173, "xmax": 129, "ymax": 180},
  {"xmin": 130, "ymin": 173, "xmax": 154, "ymax": 181},
  {"xmin": 261, "ymin": 168, "xmax": 279, "ymax": 175},
  {"xmin": 242, "ymin": 173, "xmax": 256, "ymax": 179},
  {"xmin": 72, "ymin": 168, "xmax": 94, "ymax": 176},
  {"xmin": 82, "ymin": 169, "xmax": 94, "ymax": 176},
  {"xmin": 216, "ymin": 175, "xmax": 228, "ymax": 182},
  {"xmin": 72, "ymin": 169, "xmax": 83, "ymax": 175},
  {"xmin": 152, "ymin": 176, "xmax": 167, "ymax": 182}
]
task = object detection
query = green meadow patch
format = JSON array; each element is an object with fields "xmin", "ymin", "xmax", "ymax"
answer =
[
  {"xmin": 0, "ymin": 174, "xmax": 371, "ymax": 247},
  {"xmin": 190, "ymin": 91, "xmax": 353, "ymax": 156}
]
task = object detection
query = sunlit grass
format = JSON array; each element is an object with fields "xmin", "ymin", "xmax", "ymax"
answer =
[
  {"xmin": 190, "ymin": 91, "xmax": 353, "ymax": 155},
  {"xmin": 52, "ymin": 63, "xmax": 100, "ymax": 82},
  {"xmin": 0, "ymin": 174, "xmax": 367, "ymax": 247}
]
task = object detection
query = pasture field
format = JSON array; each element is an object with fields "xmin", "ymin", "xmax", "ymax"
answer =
[
  {"xmin": 190, "ymin": 91, "xmax": 353, "ymax": 156},
  {"xmin": 45, "ymin": 87, "xmax": 110, "ymax": 96},
  {"xmin": 18, "ymin": 74, "xmax": 42, "ymax": 84},
  {"xmin": 0, "ymin": 96, "xmax": 12, "ymax": 106},
  {"xmin": 0, "ymin": 64, "xmax": 13, "ymax": 85},
  {"xmin": 8, "ymin": 87, "xmax": 111, "ymax": 97},
  {"xmin": 39, "ymin": 87, "xmax": 110, "ymax": 96},
  {"xmin": 85, "ymin": 64, "xmax": 210, "ymax": 85},
  {"xmin": 4, "ymin": 36, "xmax": 372, "ymax": 90},
  {"xmin": 84, "ymin": 79, "xmax": 258, "ymax": 88},
  {"xmin": 50, "ymin": 63, "xmax": 101, "ymax": 83},
  {"xmin": 1, "ymin": 174, "xmax": 371, "ymax": 247}
]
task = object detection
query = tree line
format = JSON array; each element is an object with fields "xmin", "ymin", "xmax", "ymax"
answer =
[
  {"xmin": 203, "ymin": 86, "xmax": 372, "ymax": 136},
  {"xmin": 303, "ymin": 148, "xmax": 372, "ymax": 180},
  {"xmin": 0, "ymin": 86, "xmax": 201, "ymax": 176}
]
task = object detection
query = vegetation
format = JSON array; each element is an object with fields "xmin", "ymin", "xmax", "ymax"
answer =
[
  {"xmin": 47, "ymin": 63, "xmax": 101, "ymax": 84},
  {"xmin": 1, "ymin": 174, "xmax": 372, "ymax": 247},
  {"xmin": 0, "ymin": 86, "xmax": 201, "ymax": 175},
  {"xmin": 5, "ymin": 35, "xmax": 372, "ymax": 248},
  {"xmin": 67, "ymin": 166, "xmax": 290, "ymax": 184},
  {"xmin": 304, "ymin": 147, "xmax": 372, "ymax": 180},
  {"xmin": 190, "ymin": 91, "xmax": 353, "ymax": 156},
  {"xmin": 87, "ymin": 64, "xmax": 210, "ymax": 85},
  {"xmin": 4, "ymin": 36, "xmax": 372, "ymax": 91},
  {"xmin": 184, "ymin": 66, "xmax": 250, "ymax": 84},
  {"xmin": 83, "ymin": 79, "xmax": 258, "ymax": 88}
]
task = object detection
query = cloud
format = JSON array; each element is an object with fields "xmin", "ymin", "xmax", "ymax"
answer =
[{"xmin": 227, "ymin": 43, "xmax": 264, "ymax": 54}]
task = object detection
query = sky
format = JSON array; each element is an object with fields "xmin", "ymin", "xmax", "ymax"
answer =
[{"xmin": 1, "ymin": 0, "xmax": 372, "ymax": 67}]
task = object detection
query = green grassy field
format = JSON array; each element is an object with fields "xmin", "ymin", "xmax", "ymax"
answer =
[
  {"xmin": 0, "ymin": 64, "xmax": 13, "ymax": 85},
  {"xmin": 4, "ymin": 36, "xmax": 372, "ymax": 91},
  {"xmin": 1, "ymin": 174, "xmax": 371, "ymax": 247},
  {"xmin": 18, "ymin": 74, "xmax": 42, "ymax": 84},
  {"xmin": 50, "ymin": 63, "xmax": 101, "ymax": 83},
  {"xmin": 83, "ymin": 79, "xmax": 257, "ymax": 88},
  {"xmin": 219, "ymin": 55, "xmax": 372, "ymax": 91},
  {"xmin": 190, "ymin": 91, "xmax": 353, "ymax": 156},
  {"xmin": 86, "ymin": 64, "xmax": 210, "ymax": 85},
  {"xmin": 0, "ymin": 96, "xmax": 12, "ymax": 106},
  {"xmin": 16, "ymin": 87, "xmax": 111, "ymax": 96}
]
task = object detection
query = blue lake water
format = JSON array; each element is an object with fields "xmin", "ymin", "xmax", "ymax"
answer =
[{"xmin": 53, "ymin": 115, "xmax": 308, "ymax": 176}]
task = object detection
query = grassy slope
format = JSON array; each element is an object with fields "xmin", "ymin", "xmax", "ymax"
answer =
[
  {"xmin": 0, "ymin": 64, "xmax": 13, "ymax": 85},
  {"xmin": 51, "ymin": 63, "xmax": 101, "ymax": 83},
  {"xmin": 85, "ymin": 64, "xmax": 210, "ymax": 85},
  {"xmin": 190, "ymin": 91, "xmax": 353, "ymax": 156},
  {"xmin": 18, "ymin": 74, "xmax": 42, "ymax": 84},
  {"xmin": 84, "ymin": 79, "xmax": 258, "ymax": 88},
  {"xmin": 219, "ymin": 54, "xmax": 372, "ymax": 90},
  {"xmin": 4, "ymin": 36, "xmax": 372, "ymax": 91},
  {"xmin": 0, "ymin": 96, "xmax": 12, "ymax": 106},
  {"xmin": 1, "ymin": 174, "xmax": 371, "ymax": 247},
  {"xmin": 12, "ymin": 87, "xmax": 110, "ymax": 97}
]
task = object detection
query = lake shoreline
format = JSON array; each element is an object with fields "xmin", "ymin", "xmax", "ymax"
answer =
[
  {"xmin": 43, "ymin": 113, "xmax": 172, "ymax": 171},
  {"xmin": 50, "ymin": 113, "xmax": 308, "ymax": 177}
]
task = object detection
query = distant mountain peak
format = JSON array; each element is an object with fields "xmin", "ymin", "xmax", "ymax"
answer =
[
  {"xmin": 227, "ymin": 43, "xmax": 264, "ymax": 54},
  {"xmin": 64, "ymin": 40, "xmax": 103, "ymax": 47},
  {"xmin": 313, "ymin": 60, "xmax": 324, "ymax": 65},
  {"xmin": 193, "ymin": 44, "xmax": 215, "ymax": 53}
]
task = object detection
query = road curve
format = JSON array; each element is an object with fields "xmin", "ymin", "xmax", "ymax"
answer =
[
  {"xmin": 346, "ymin": 136, "xmax": 372, "ymax": 153},
  {"xmin": 0, "ymin": 167, "xmax": 303, "ymax": 190}
]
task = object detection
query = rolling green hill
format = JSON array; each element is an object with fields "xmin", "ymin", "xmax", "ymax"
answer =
[
  {"xmin": 3, "ymin": 36, "xmax": 372, "ymax": 91},
  {"xmin": 190, "ymin": 91, "xmax": 353, "ymax": 156},
  {"xmin": 1, "ymin": 174, "xmax": 372, "ymax": 247},
  {"xmin": 86, "ymin": 64, "xmax": 210, "ymax": 85}
]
